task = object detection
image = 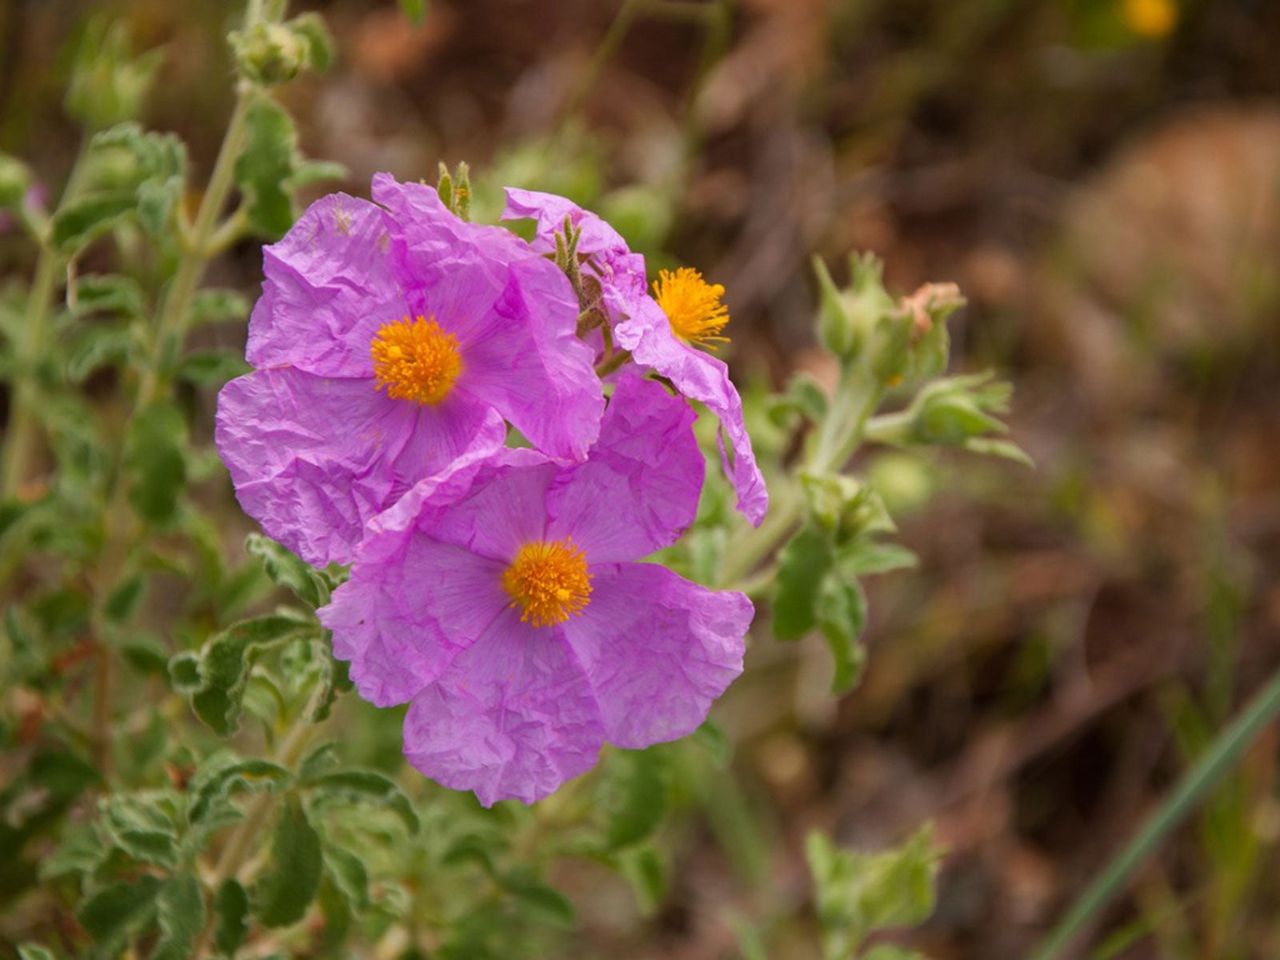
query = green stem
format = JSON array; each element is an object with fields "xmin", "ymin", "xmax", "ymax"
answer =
[
  {"xmin": 138, "ymin": 87, "xmax": 252, "ymax": 404},
  {"xmin": 558, "ymin": 0, "xmax": 646, "ymax": 132},
  {"xmin": 2, "ymin": 250, "xmax": 59, "ymax": 498},
  {"xmin": 1, "ymin": 138, "xmax": 95, "ymax": 498},
  {"xmin": 1029, "ymin": 666, "xmax": 1280, "ymax": 960}
]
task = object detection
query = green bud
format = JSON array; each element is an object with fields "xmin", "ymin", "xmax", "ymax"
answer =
[
  {"xmin": 812, "ymin": 252, "xmax": 897, "ymax": 364},
  {"xmin": 231, "ymin": 22, "xmax": 310, "ymax": 86},
  {"xmin": 799, "ymin": 471, "xmax": 895, "ymax": 543},
  {"xmin": 0, "ymin": 154, "xmax": 31, "ymax": 209}
]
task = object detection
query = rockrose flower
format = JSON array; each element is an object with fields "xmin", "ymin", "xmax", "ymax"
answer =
[
  {"xmin": 318, "ymin": 375, "xmax": 753, "ymax": 805},
  {"xmin": 503, "ymin": 188, "xmax": 768, "ymax": 526},
  {"xmin": 216, "ymin": 175, "xmax": 603, "ymax": 566}
]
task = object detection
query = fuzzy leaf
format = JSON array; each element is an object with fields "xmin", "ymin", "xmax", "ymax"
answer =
[
  {"xmin": 773, "ymin": 524, "xmax": 834, "ymax": 641},
  {"xmin": 213, "ymin": 878, "xmax": 250, "ymax": 957},
  {"xmin": 246, "ymin": 533, "xmax": 331, "ymax": 607},
  {"xmin": 235, "ymin": 96, "xmax": 298, "ymax": 238},
  {"xmin": 603, "ymin": 750, "xmax": 667, "ymax": 851},
  {"xmin": 50, "ymin": 191, "xmax": 135, "ymax": 253},
  {"xmin": 816, "ymin": 576, "xmax": 868, "ymax": 695},
  {"xmin": 152, "ymin": 873, "xmax": 204, "ymax": 960},
  {"xmin": 253, "ymin": 796, "xmax": 323, "ymax": 928},
  {"xmin": 304, "ymin": 769, "xmax": 419, "ymax": 834},
  {"xmin": 125, "ymin": 400, "xmax": 187, "ymax": 526},
  {"xmin": 76, "ymin": 876, "xmax": 162, "ymax": 954}
]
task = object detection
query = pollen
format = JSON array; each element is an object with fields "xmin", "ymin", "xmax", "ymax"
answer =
[
  {"xmin": 370, "ymin": 316, "xmax": 462, "ymax": 405},
  {"xmin": 502, "ymin": 539, "xmax": 593, "ymax": 628},
  {"xmin": 653, "ymin": 267, "xmax": 730, "ymax": 348}
]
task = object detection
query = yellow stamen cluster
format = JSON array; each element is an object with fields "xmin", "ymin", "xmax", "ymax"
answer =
[
  {"xmin": 370, "ymin": 316, "xmax": 462, "ymax": 405},
  {"xmin": 502, "ymin": 539, "xmax": 593, "ymax": 628},
  {"xmin": 653, "ymin": 267, "xmax": 730, "ymax": 348}
]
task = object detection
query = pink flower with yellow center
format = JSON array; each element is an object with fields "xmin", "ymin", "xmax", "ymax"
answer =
[
  {"xmin": 318, "ymin": 375, "xmax": 752, "ymax": 806},
  {"xmin": 215, "ymin": 175, "xmax": 604, "ymax": 566},
  {"xmin": 502, "ymin": 189, "xmax": 768, "ymax": 526}
]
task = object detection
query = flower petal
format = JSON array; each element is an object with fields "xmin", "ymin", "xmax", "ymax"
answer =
[
  {"xmin": 453, "ymin": 255, "xmax": 604, "ymax": 462},
  {"xmin": 246, "ymin": 193, "xmax": 404, "ymax": 378},
  {"xmin": 319, "ymin": 537, "xmax": 508, "ymax": 707},
  {"xmin": 215, "ymin": 368, "xmax": 504, "ymax": 566},
  {"xmin": 614, "ymin": 299, "xmax": 769, "ymax": 525},
  {"xmin": 376, "ymin": 176, "xmax": 604, "ymax": 462},
  {"xmin": 561, "ymin": 563, "xmax": 751, "ymax": 749},
  {"xmin": 403, "ymin": 610, "xmax": 605, "ymax": 806},
  {"xmin": 546, "ymin": 373, "xmax": 703, "ymax": 562}
]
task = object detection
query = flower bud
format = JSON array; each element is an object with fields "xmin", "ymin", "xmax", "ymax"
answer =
[
  {"xmin": 0, "ymin": 154, "xmax": 31, "ymax": 210},
  {"xmin": 65, "ymin": 20, "xmax": 162, "ymax": 129},
  {"xmin": 812, "ymin": 253, "xmax": 898, "ymax": 364},
  {"xmin": 231, "ymin": 22, "xmax": 310, "ymax": 86}
]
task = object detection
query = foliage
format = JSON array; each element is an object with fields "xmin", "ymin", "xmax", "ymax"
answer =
[{"xmin": 0, "ymin": 2, "xmax": 1023, "ymax": 957}]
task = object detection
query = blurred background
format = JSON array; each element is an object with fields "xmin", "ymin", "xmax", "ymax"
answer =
[{"xmin": 2, "ymin": 0, "xmax": 1279, "ymax": 956}]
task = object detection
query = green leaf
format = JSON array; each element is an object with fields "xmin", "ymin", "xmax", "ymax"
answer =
[
  {"xmin": 324, "ymin": 843, "xmax": 370, "ymax": 911},
  {"xmin": 152, "ymin": 873, "xmax": 205, "ymax": 960},
  {"xmin": 253, "ymin": 796, "xmax": 323, "ymax": 928},
  {"xmin": 235, "ymin": 96, "xmax": 299, "ymax": 238},
  {"xmin": 190, "ymin": 288, "xmax": 250, "ymax": 326},
  {"xmin": 400, "ymin": 0, "xmax": 429, "ymax": 25},
  {"xmin": 125, "ymin": 400, "xmax": 188, "ymax": 526},
  {"xmin": 70, "ymin": 273, "xmax": 145, "ymax": 318},
  {"xmin": 175, "ymin": 349, "xmax": 251, "ymax": 386},
  {"xmin": 103, "ymin": 572, "xmax": 145, "ymax": 623},
  {"xmin": 288, "ymin": 13, "xmax": 334, "ymax": 72},
  {"xmin": 213, "ymin": 878, "xmax": 250, "ymax": 957},
  {"xmin": 603, "ymin": 750, "xmax": 667, "ymax": 851},
  {"xmin": 66, "ymin": 322, "xmax": 136, "ymax": 383},
  {"xmin": 297, "ymin": 741, "xmax": 340, "ymax": 782},
  {"xmin": 17, "ymin": 946, "xmax": 56, "ymax": 960},
  {"xmin": 76, "ymin": 875, "xmax": 162, "ymax": 955},
  {"xmin": 816, "ymin": 575, "xmax": 868, "ymax": 695},
  {"xmin": 619, "ymin": 845, "xmax": 666, "ymax": 915},
  {"xmin": 246, "ymin": 533, "xmax": 331, "ymax": 607},
  {"xmin": 188, "ymin": 757, "xmax": 291, "ymax": 825},
  {"xmin": 304, "ymin": 769, "xmax": 419, "ymax": 834},
  {"xmin": 100, "ymin": 793, "xmax": 179, "ymax": 868},
  {"xmin": 176, "ymin": 614, "xmax": 316, "ymax": 735},
  {"xmin": 806, "ymin": 825, "xmax": 941, "ymax": 956},
  {"xmin": 839, "ymin": 540, "xmax": 918, "ymax": 577},
  {"xmin": 50, "ymin": 191, "xmax": 135, "ymax": 253},
  {"xmin": 773, "ymin": 524, "xmax": 834, "ymax": 640},
  {"xmin": 506, "ymin": 878, "xmax": 576, "ymax": 929}
]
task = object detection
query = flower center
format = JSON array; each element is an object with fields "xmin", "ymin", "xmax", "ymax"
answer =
[
  {"xmin": 502, "ymin": 539, "xmax": 593, "ymax": 628},
  {"xmin": 371, "ymin": 316, "xmax": 462, "ymax": 405},
  {"xmin": 653, "ymin": 267, "xmax": 730, "ymax": 348}
]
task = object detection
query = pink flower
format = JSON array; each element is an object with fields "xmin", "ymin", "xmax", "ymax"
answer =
[
  {"xmin": 216, "ymin": 175, "xmax": 603, "ymax": 566},
  {"xmin": 504, "ymin": 188, "xmax": 768, "ymax": 526},
  {"xmin": 318, "ymin": 375, "xmax": 752, "ymax": 805}
]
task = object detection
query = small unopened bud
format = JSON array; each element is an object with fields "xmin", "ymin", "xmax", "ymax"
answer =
[
  {"xmin": 812, "ymin": 252, "xmax": 897, "ymax": 363},
  {"xmin": 0, "ymin": 155, "xmax": 31, "ymax": 209},
  {"xmin": 232, "ymin": 22, "xmax": 309, "ymax": 85}
]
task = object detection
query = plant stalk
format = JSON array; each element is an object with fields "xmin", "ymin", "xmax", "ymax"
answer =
[{"xmin": 1029, "ymin": 665, "xmax": 1280, "ymax": 960}]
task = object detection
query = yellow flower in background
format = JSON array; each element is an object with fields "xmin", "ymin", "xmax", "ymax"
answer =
[{"xmin": 1124, "ymin": 0, "xmax": 1177, "ymax": 38}]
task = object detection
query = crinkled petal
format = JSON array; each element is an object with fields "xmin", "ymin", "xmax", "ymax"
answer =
[
  {"xmin": 375, "ymin": 176, "xmax": 604, "ymax": 461},
  {"xmin": 546, "ymin": 373, "xmax": 703, "ymax": 562},
  {"xmin": 562, "ymin": 563, "xmax": 751, "ymax": 749},
  {"xmin": 452, "ymin": 256, "xmax": 604, "ymax": 461},
  {"xmin": 246, "ymin": 193, "xmax": 404, "ymax": 377},
  {"xmin": 215, "ymin": 368, "xmax": 504, "ymax": 566},
  {"xmin": 319, "ymin": 538, "xmax": 508, "ymax": 707},
  {"xmin": 615, "ymin": 298, "xmax": 769, "ymax": 525},
  {"xmin": 403, "ymin": 610, "xmax": 605, "ymax": 806},
  {"xmin": 502, "ymin": 188, "xmax": 629, "ymax": 259}
]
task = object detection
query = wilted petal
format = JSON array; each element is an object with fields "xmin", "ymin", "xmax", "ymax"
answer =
[{"xmin": 562, "ymin": 563, "xmax": 751, "ymax": 748}]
